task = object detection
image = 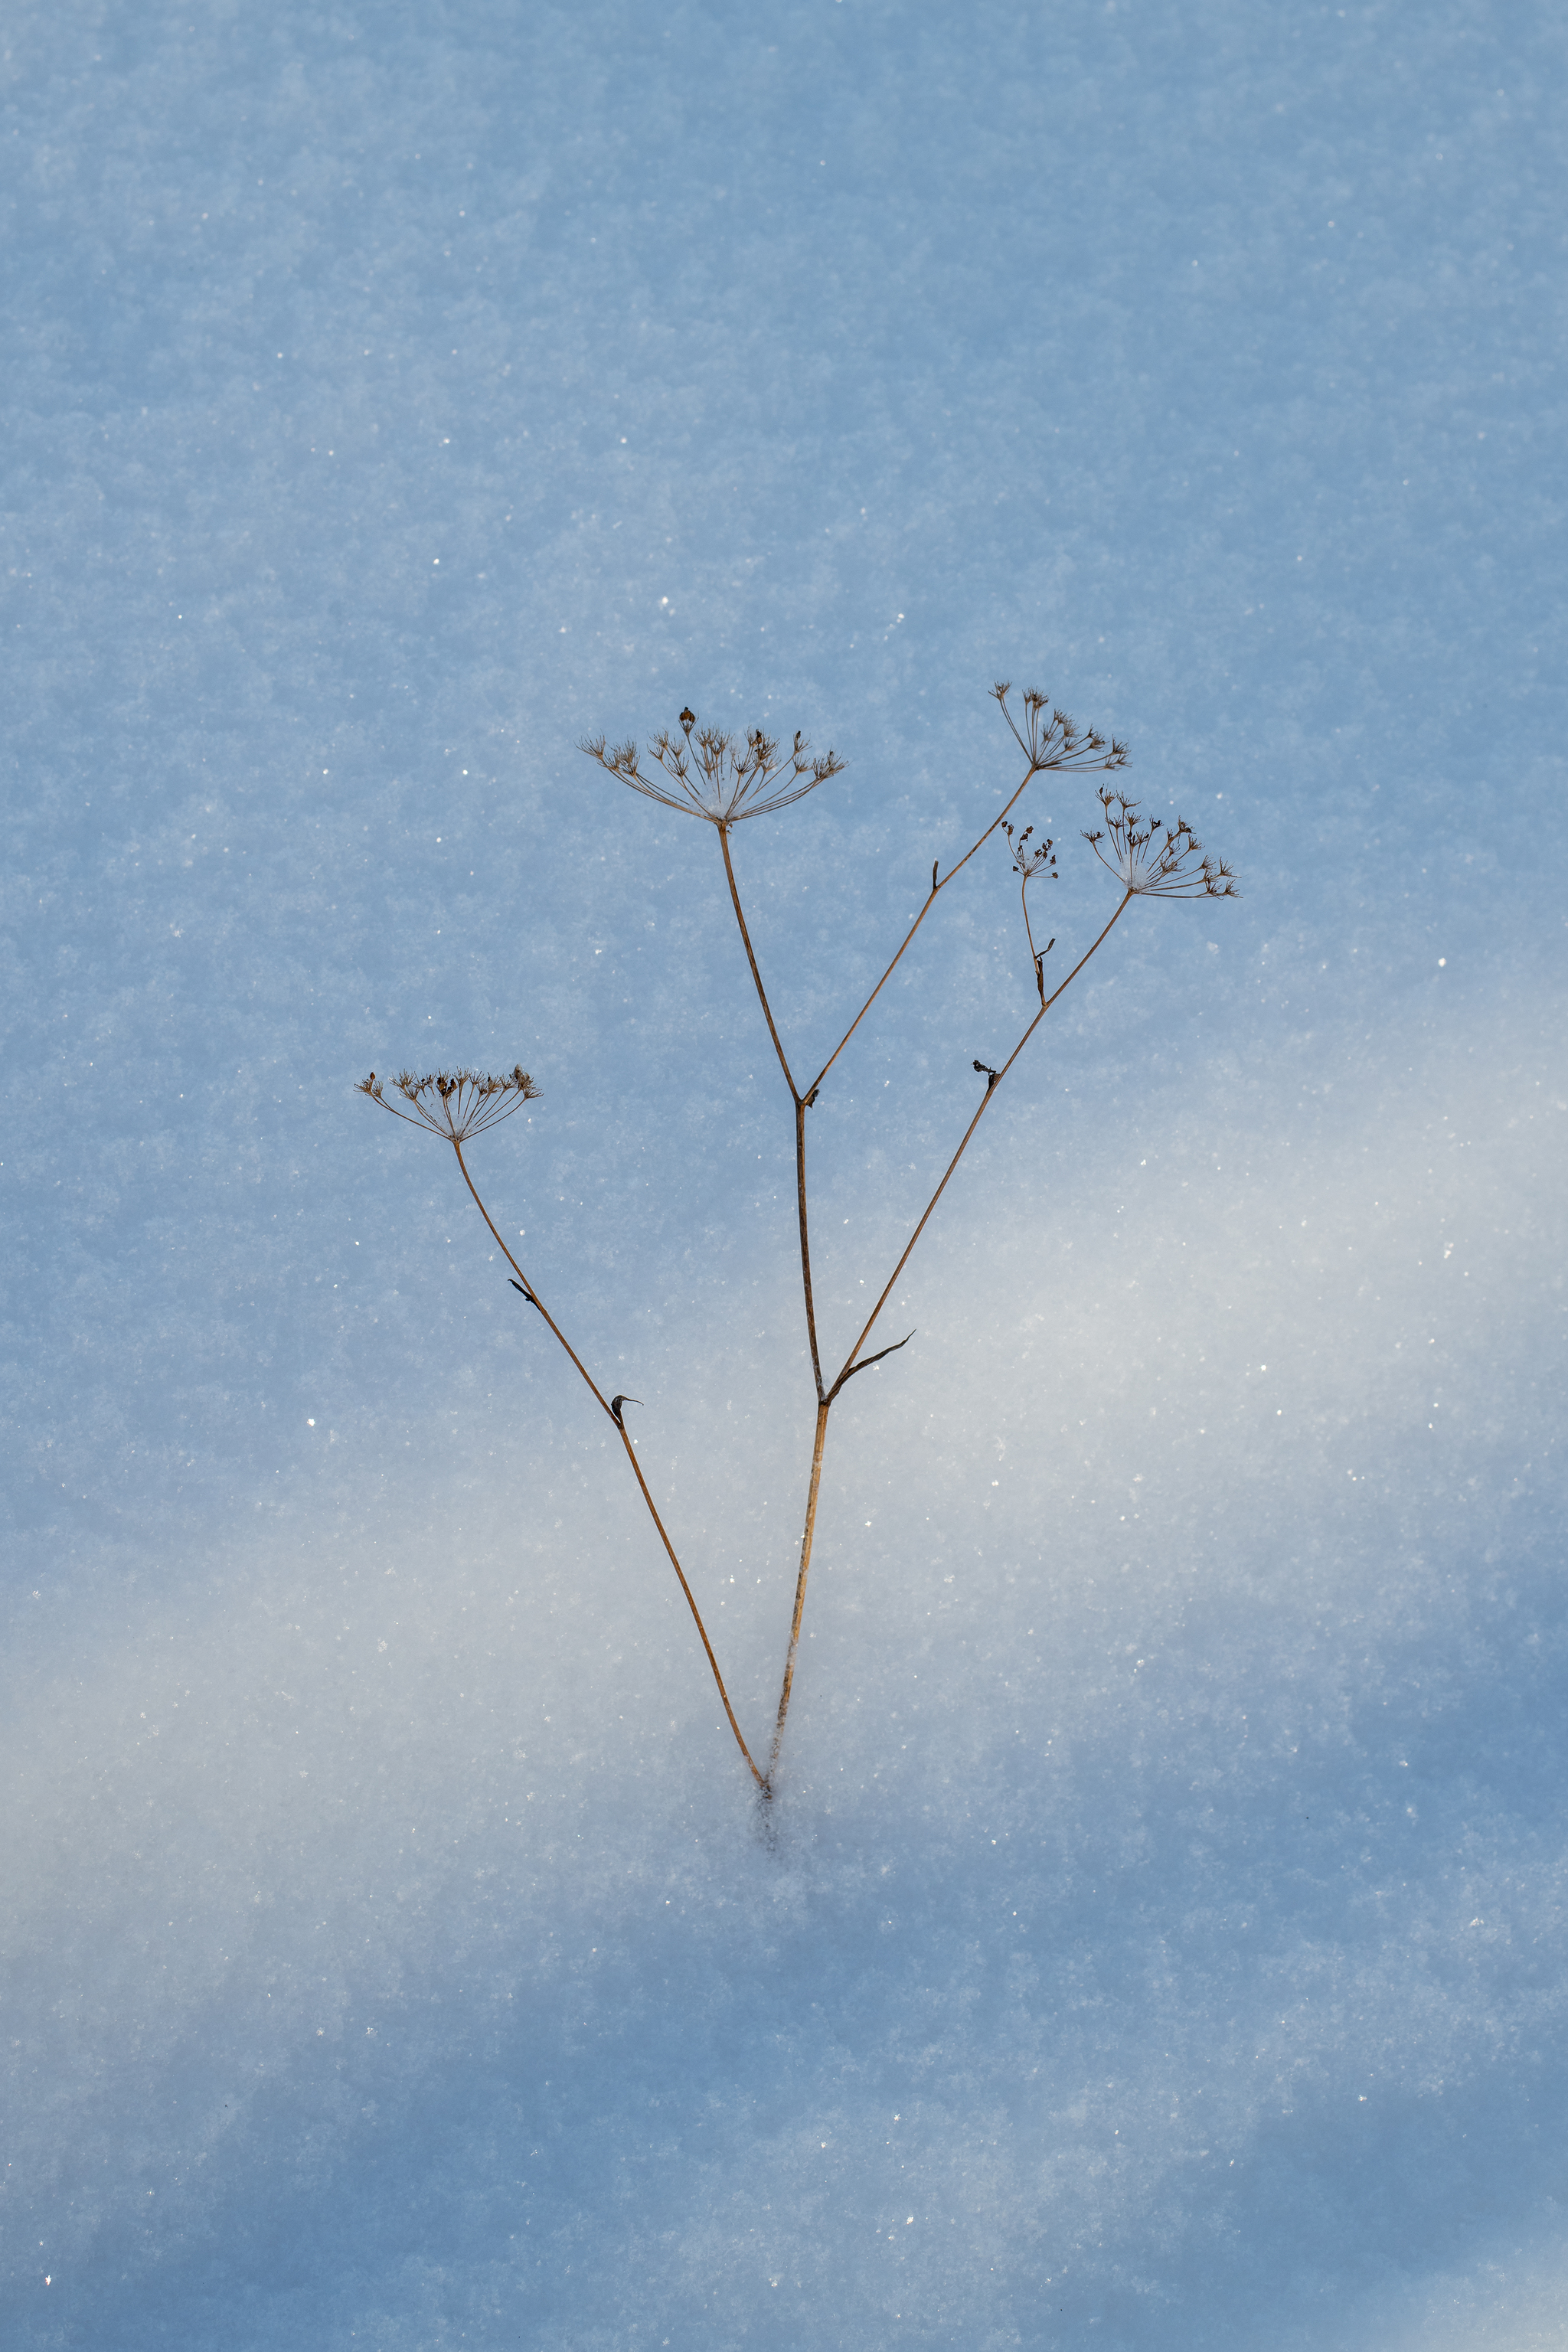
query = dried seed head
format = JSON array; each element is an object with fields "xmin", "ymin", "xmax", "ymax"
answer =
[
  {"xmin": 1002, "ymin": 820, "xmax": 1058, "ymax": 881},
  {"xmin": 1081, "ymin": 786, "xmax": 1240, "ymax": 900},
  {"xmin": 581, "ymin": 710, "xmax": 844, "ymax": 825},
  {"xmin": 359, "ymin": 1064, "xmax": 541, "ymax": 1142},
  {"xmin": 992, "ymin": 681, "xmax": 1129, "ymax": 776}
]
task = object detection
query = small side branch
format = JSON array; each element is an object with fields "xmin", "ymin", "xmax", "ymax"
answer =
[{"xmin": 826, "ymin": 1328, "xmax": 914, "ymax": 1403}]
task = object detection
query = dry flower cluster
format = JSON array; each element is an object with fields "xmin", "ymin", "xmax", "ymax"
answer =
[
  {"xmin": 358, "ymin": 1066, "xmax": 540, "ymax": 1138},
  {"xmin": 362, "ymin": 681, "xmax": 1236, "ymax": 1801}
]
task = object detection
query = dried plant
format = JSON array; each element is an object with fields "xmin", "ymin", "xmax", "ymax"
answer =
[
  {"xmin": 359, "ymin": 1066, "xmax": 541, "ymax": 1138},
  {"xmin": 1083, "ymin": 787, "xmax": 1239, "ymax": 900},
  {"xmin": 363, "ymin": 681, "xmax": 1236, "ymax": 1804},
  {"xmin": 579, "ymin": 711, "xmax": 844, "ymax": 825},
  {"xmin": 1002, "ymin": 822, "xmax": 1058, "ymax": 1001}
]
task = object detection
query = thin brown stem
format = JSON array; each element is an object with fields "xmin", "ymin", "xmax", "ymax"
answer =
[
  {"xmin": 1021, "ymin": 877, "xmax": 1047, "ymax": 1002},
  {"xmin": 452, "ymin": 1138, "xmax": 763, "ymax": 1788},
  {"xmin": 795, "ymin": 1096, "xmax": 826, "ymax": 1403},
  {"xmin": 807, "ymin": 768, "xmax": 1037, "ymax": 1098},
  {"xmin": 715, "ymin": 823, "xmax": 835, "ymax": 1785},
  {"xmin": 830, "ymin": 892, "xmax": 1133, "ymax": 1395},
  {"xmin": 719, "ymin": 823, "xmax": 799, "ymax": 1101},
  {"xmin": 453, "ymin": 1138, "xmax": 612, "ymax": 1420},
  {"xmin": 613, "ymin": 1421, "xmax": 765, "ymax": 1788},
  {"xmin": 767, "ymin": 1400, "xmax": 831, "ymax": 1788},
  {"xmin": 718, "ymin": 828, "xmax": 825, "ymax": 1400},
  {"xmin": 767, "ymin": 900, "xmax": 1132, "ymax": 1779}
]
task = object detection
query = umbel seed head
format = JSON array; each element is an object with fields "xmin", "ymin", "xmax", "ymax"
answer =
[
  {"xmin": 581, "ymin": 710, "xmax": 844, "ymax": 825},
  {"xmin": 1083, "ymin": 788, "xmax": 1240, "ymax": 899},
  {"xmin": 1002, "ymin": 819, "xmax": 1058, "ymax": 881},
  {"xmin": 359, "ymin": 1064, "xmax": 541, "ymax": 1142},
  {"xmin": 991, "ymin": 681, "xmax": 1129, "ymax": 775}
]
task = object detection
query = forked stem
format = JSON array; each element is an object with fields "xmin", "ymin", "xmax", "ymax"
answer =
[
  {"xmin": 806, "ymin": 769, "xmax": 1039, "ymax": 1099},
  {"xmin": 766, "ymin": 890, "xmax": 1135, "ymax": 1782},
  {"xmin": 714, "ymin": 821, "xmax": 1137, "ymax": 1792},
  {"xmin": 717, "ymin": 825, "xmax": 828, "ymax": 1406}
]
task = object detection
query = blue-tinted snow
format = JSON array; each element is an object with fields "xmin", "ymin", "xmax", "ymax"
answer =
[{"xmin": 3, "ymin": 2, "xmax": 1566, "ymax": 2345}]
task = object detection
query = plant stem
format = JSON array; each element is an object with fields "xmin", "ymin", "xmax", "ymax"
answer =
[
  {"xmin": 806, "ymin": 768, "xmax": 1038, "ymax": 1099},
  {"xmin": 714, "ymin": 829, "xmax": 832, "ymax": 1794},
  {"xmin": 833, "ymin": 891, "xmax": 1132, "ymax": 1390},
  {"xmin": 766, "ymin": 890, "xmax": 1134, "ymax": 1782},
  {"xmin": 720, "ymin": 822, "xmax": 799, "ymax": 1098},
  {"xmin": 612, "ymin": 1420, "xmax": 765, "ymax": 1788},
  {"xmin": 795, "ymin": 1096, "xmax": 825, "ymax": 1403},
  {"xmin": 717, "ymin": 816, "xmax": 1135, "ymax": 1790},
  {"xmin": 452, "ymin": 1138, "xmax": 764, "ymax": 1788},
  {"xmin": 453, "ymin": 1138, "xmax": 610, "ymax": 1418},
  {"xmin": 767, "ymin": 1400, "xmax": 831, "ymax": 1788},
  {"xmin": 717, "ymin": 828, "xmax": 825, "ymax": 1403},
  {"xmin": 1021, "ymin": 875, "xmax": 1046, "ymax": 1001}
]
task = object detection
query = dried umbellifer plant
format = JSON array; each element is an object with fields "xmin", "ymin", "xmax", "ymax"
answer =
[{"xmin": 361, "ymin": 684, "xmax": 1236, "ymax": 1800}]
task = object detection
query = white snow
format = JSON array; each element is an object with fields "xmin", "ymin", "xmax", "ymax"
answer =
[{"xmin": 3, "ymin": 1, "xmax": 1565, "ymax": 2345}]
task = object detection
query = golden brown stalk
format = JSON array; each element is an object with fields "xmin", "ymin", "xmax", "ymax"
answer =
[
  {"xmin": 360, "ymin": 1070, "xmax": 764, "ymax": 1788},
  {"xmin": 745, "ymin": 880, "xmax": 1136, "ymax": 1783},
  {"xmin": 691, "ymin": 694, "xmax": 1232, "ymax": 1787}
]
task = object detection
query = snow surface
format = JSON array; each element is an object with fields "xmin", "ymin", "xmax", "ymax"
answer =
[{"xmin": 4, "ymin": 2, "xmax": 1566, "ymax": 2344}]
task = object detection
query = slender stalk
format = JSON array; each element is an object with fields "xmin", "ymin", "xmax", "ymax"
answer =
[
  {"xmin": 717, "ymin": 827, "xmax": 826, "ymax": 1403},
  {"xmin": 767, "ymin": 1400, "xmax": 831, "ymax": 1787},
  {"xmin": 807, "ymin": 768, "xmax": 1037, "ymax": 1099},
  {"xmin": 452, "ymin": 1138, "xmax": 764, "ymax": 1788},
  {"xmin": 719, "ymin": 822, "xmax": 799, "ymax": 1099},
  {"xmin": 717, "ymin": 786, "xmax": 1136, "ymax": 1787},
  {"xmin": 714, "ymin": 825, "xmax": 835, "ymax": 1789},
  {"xmin": 766, "ymin": 894, "xmax": 1135, "ymax": 1784},
  {"xmin": 453, "ymin": 1138, "xmax": 612, "ymax": 1419},
  {"xmin": 1021, "ymin": 877, "xmax": 1047, "ymax": 1001},
  {"xmin": 831, "ymin": 893, "xmax": 1133, "ymax": 1393},
  {"xmin": 795, "ymin": 1096, "xmax": 826, "ymax": 1403},
  {"xmin": 612, "ymin": 1421, "xmax": 765, "ymax": 1788}
]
